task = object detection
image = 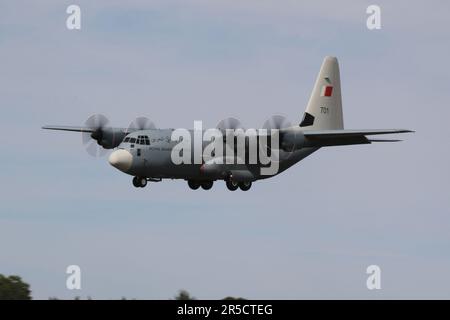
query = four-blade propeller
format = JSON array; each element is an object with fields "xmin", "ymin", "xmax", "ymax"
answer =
[
  {"xmin": 127, "ymin": 116, "xmax": 156, "ymax": 132},
  {"xmin": 262, "ymin": 115, "xmax": 293, "ymax": 158},
  {"xmin": 82, "ymin": 114, "xmax": 112, "ymax": 157}
]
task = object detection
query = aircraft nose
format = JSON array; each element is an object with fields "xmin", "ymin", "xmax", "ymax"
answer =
[{"xmin": 108, "ymin": 149, "xmax": 133, "ymax": 172}]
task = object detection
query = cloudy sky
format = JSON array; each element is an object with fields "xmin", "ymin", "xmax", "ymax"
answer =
[{"xmin": 1, "ymin": 0, "xmax": 449, "ymax": 299}]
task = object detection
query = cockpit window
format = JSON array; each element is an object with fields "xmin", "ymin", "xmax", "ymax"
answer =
[
  {"xmin": 133, "ymin": 135, "xmax": 150, "ymax": 145},
  {"xmin": 126, "ymin": 135, "xmax": 151, "ymax": 145}
]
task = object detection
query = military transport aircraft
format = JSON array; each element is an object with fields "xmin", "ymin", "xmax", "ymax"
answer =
[{"xmin": 43, "ymin": 56, "xmax": 412, "ymax": 191}]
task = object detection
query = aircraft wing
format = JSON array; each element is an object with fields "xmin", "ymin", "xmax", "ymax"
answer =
[
  {"xmin": 297, "ymin": 129, "xmax": 413, "ymax": 147},
  {"xmin": 42, "ymin": 125, "xmax": 96, "ymax": 133},
  {"xmin": 42, "ymin": 125, "xmax": 133, "ymax": 151},
  {"xmin": 42, "ymin": 125, "xmax": 131, "ymax": 134}
]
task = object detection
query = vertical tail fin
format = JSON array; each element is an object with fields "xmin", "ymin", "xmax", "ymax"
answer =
[{"xmin": 300, "ymin": 56, "xmax": 344, "ymax": 130}]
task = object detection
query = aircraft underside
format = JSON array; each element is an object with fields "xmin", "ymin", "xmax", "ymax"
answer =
[{"xmin": 124, "ymin": 147, "xmax": 320, "ymax": 191}]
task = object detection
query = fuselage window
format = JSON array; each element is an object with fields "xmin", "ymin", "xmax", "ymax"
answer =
[{"xmin": 145, "ymin": 136, "xmax": 150, "ymax": 145}]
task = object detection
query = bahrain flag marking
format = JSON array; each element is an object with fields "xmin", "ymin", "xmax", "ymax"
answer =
[{"xmin": 321, "ymin": 85, "xmax": 333, "ymax": 97}]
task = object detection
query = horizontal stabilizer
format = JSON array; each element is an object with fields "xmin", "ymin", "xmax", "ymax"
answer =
[
  {"xmin": 303, "ymin": 129, "xmax": 413, "ymax": 139},
  {"xmin": 369, "ymin": 139, "xmax": 403, "ymax": 142}
]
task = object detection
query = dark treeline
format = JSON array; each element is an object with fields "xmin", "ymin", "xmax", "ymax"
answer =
[{"xmin": 0, "ymin": 274, "xmax": 244, "ymax": 300}]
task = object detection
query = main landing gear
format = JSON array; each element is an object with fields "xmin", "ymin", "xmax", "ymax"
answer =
[
  {"xmin": 226, "ymin": 180, "xmax": 252, "ymax": 191},
  {"xmin": 187, "ymin": 179, "xmax": 252, "ymax": 191},
  {"xmin": 225, "ymin": 180, "xmax": 239, "ymax": 191},
  {"xmin": 132, "ymin": 176, "xmax": 147, "ymax": 188},
  {"xmin": 188, "ymin": 180, "xmax": 214, "ymax": 190}
]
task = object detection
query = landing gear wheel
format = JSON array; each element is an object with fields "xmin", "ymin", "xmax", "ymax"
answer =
[
  {"xmin": 226, "ymin": 180, "xmax": 239, "ymax": 191},
  {"xmin": 139, "ymin": 177, "xmax": 147, "ymax": 188},
  {"xmin": 201, "ymin": 181, "xmax": 214, "ymax": 190},
  {"xmin": 239, "ymin": 181, "xmax": 252, "ymax": 191},
  {"xmin": 188, "ymin": 180, "xmax": 200, "ymax": 190},
  {"xmin": 133, "ymin": 176, "xmax": 147, "ymax": 188}
]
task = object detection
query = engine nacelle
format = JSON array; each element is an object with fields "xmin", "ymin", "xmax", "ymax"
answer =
[
  {"xmin": 94, "ymin": 128, "xmax": 127, "ymax": 149},
  {"xmin": 280, "ymin": 130, "xmax": 307, "ymax": 152}
]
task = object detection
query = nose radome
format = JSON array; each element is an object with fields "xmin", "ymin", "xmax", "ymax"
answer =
[{"xmin": 108, "ymin": 149, "xmax": 133, "ymax": 172}]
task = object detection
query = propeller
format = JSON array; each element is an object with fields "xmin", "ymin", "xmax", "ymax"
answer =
[
  {"xmin": 216, "ymin": 117, "xmax": 243, "ymax": 133},
  {"xmin": 216, "ymin": 117, "xmax": 246, "ymax": 154},
  {"xmin": 127, "ymin": 116, "xmax": 156, "ymax": 132},
  {"xmin": 262, "ymin": 115, "xmax": 292, "ymax": 132},
  {"xmin": 261, "ymin": 115, "xmax": 293, "ymax": 159},
  {"xmin": 82, "ymin": 114, "xmax": 111, "ymax": 157},
  {"xmin": 216, "ymin": 117, "xmax": 245, "ymax": 142}
]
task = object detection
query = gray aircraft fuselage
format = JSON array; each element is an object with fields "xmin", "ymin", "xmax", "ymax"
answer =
[{"xmin": 118, "ymin": 129, "xmax": 319, "ymax": 181}]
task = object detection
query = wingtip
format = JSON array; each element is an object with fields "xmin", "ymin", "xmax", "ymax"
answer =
[{"xmin": 42, "ymin": 125, "xmax": 57, "ymax": 130}]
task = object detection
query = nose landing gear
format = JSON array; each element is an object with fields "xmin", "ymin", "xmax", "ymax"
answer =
[{"xmin": 132, "ymin": 176, "xmax": 147, "ymax": 188}]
